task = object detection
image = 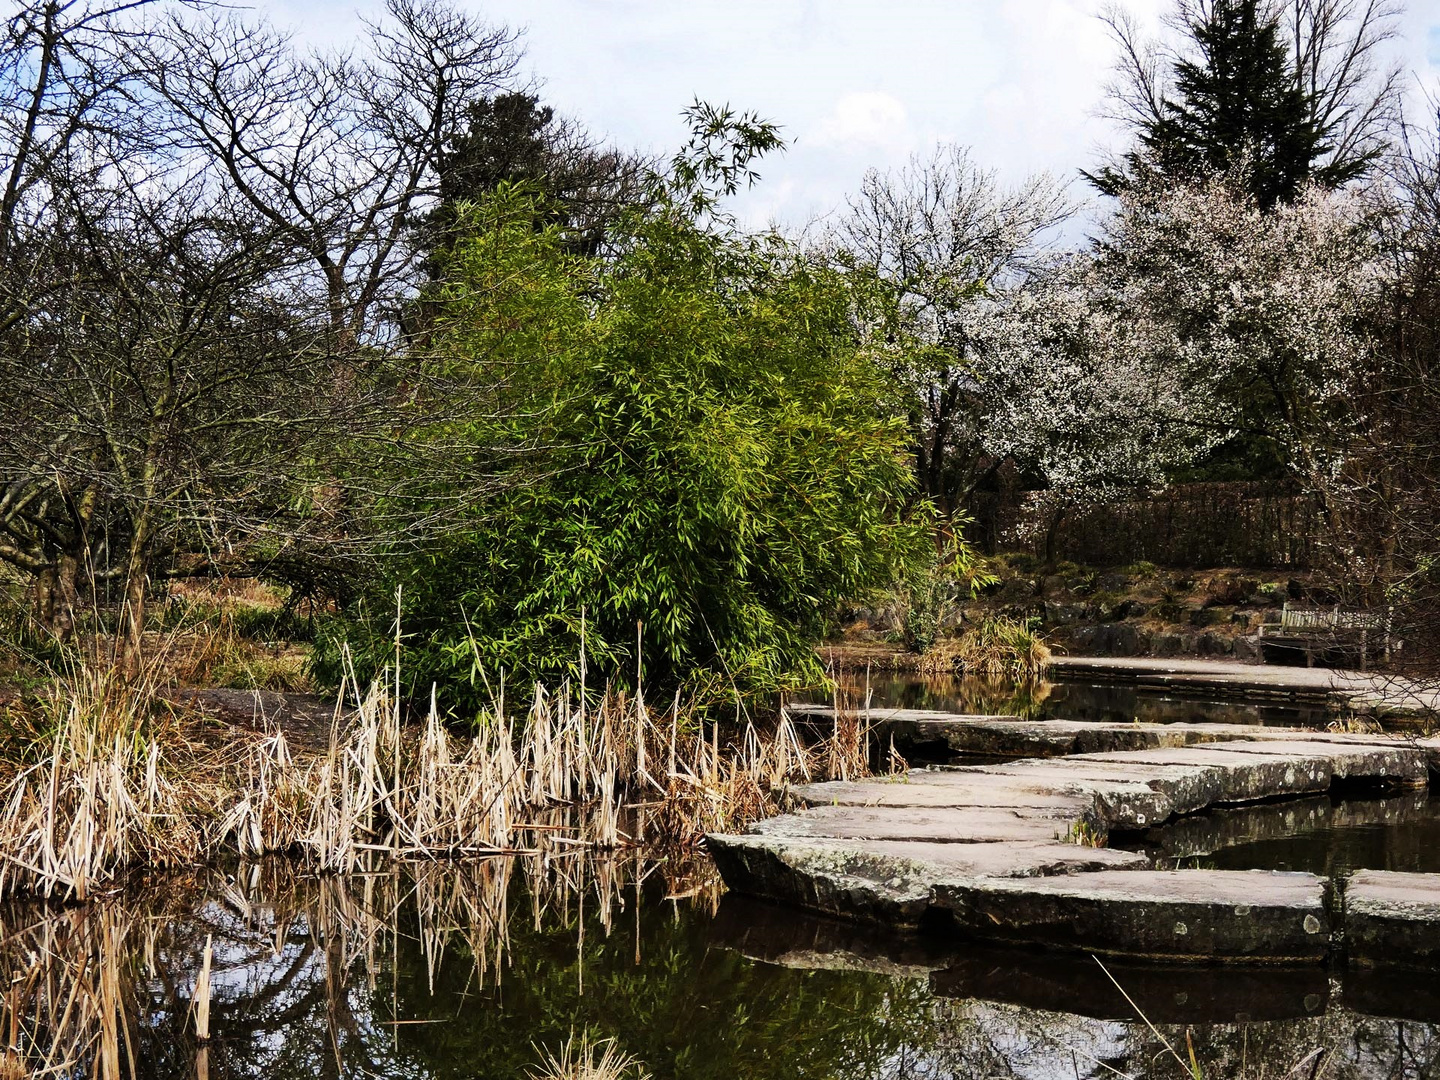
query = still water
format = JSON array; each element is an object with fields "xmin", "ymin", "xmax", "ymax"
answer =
[{"xmin": 12, "ymin": 850, "xmax": 1439, "ymax": 1080}]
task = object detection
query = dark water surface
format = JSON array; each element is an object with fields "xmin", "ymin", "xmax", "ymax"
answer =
[
  {"xmin": 1135, "ymin": 790, "xmax": 1440, "ymax": 878},
  {"xmin": 14, "ymin": 854, "xmax": 1440, "ymax": 1080}
]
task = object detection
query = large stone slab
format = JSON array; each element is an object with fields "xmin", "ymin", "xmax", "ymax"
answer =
[
  {"xmin": 792, "ymin": 768, "xmax": 1170, "ymax": 830},
  {"xmin": 985, "ymin": 757, "xmax": 1219, "ymax": 825},
  {"xmin": 1076, "ymin": 745, "xmax": 1336, "ymax": 806},
  {"xmin": 748, "ymin": 804, "xmax": 1072, "ymax": 845},
  {"xmin": 1195, "ymin": 739, "xmax": 1429, "ymax": 787},
  {"xmin": 790, "ymin": 771, "xmax": 1095, "ymax": 813},
  {"xmin": 790, "ymin": 704, "xmax": 1282, "ymax": 760},
  {"xmin": 705, "ymin": 834, "xmax": 1146, "ymax": 926},
  {"xmin": 1344, "ymin": 870, "xmax": 1440, "ymax": 968},
  {"xmin": 1051, "ymin": 655, "xmax": 1440, "ymax": 716},
  {"xmin": 931, "ymin": 869, "xmax": 1330, "ymax": 962},
  {"xmin": 1140, "ymin": 791, "xmax": 1436, "ymax": 861}
]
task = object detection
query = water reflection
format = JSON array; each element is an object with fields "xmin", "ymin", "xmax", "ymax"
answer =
[{"xmin": 1, "ymin": 857, "xmax": 1438, "ymax": 1079}]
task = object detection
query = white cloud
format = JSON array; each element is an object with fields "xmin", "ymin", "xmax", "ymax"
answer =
[
  {"xmin": 259, "ymin": 0, "xmax": 1433, "ymax": 233},
  {"xmin": 808, "ymin": 91, "xmax": 912, "ymax": 152}
]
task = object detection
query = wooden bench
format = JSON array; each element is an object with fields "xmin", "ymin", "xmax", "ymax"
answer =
[{"xmin": 1258, "ymin": 602, "xmax": 1395, "ymax": 670}]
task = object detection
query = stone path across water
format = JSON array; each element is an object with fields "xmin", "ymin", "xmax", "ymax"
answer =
[
  {"xmin": 707, "ymin": 710, "xmax": 1440, "ymax": 964},
  {"xmin": 1050, "ymin": 655, "xmax": 1440, "ymax": 715},
  {"xmin": 787, "ymin": 702, "xmax": 1440, "ymax": 763}
]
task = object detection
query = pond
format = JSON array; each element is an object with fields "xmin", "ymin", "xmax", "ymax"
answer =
[
  {"xmin": 826, "ymin": 672, "xmax": 1334, "ymax": 727},
  {"xmin": 11, "ymin": 853, "xmax": 1440, "ymax": 1080}
]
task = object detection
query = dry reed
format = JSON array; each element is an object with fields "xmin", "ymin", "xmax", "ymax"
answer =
[
  {"xmin": 528, "ymin": 1033, "xmax": 651, "ymax": 1080},
  {"xmin": 918, "ymin": 616, "xmax": 1053, "ymax": 678},
  {"xmin": 0, "ymin": 664, "xmax": 213, "ymax": 900},
  {"xmin": 0, "ymin": 644, "xmax": 874, "ymax": 901}
]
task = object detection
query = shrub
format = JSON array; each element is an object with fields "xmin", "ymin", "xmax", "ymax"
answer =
[{"xmin": 321, "ymin": 187, "xmax": 925, "ymax": 711}]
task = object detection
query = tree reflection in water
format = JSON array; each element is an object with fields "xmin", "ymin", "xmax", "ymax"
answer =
[{"xmin": 0, "ymin": 852, "xmax": 1436, "ymax": 1080}]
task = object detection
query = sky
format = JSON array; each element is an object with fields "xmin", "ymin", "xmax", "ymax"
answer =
[{"xmin": 268, "ymin": 0, "xmax": 1440, "ymax": 232}]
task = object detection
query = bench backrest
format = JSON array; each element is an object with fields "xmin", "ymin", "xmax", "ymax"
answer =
[{"xmin": 1279, "ymin": 602, "xmax": 1390, "ymax": 631}]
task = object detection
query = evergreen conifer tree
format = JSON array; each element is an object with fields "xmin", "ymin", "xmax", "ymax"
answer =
[{"xmin": 1088, "ymin": 0, "xmax": 1329, "ymax": 208}]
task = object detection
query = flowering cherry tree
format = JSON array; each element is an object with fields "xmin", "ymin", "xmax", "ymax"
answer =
[
  {"xmin": 1090, "ymin": 174, "xmax": 1384, "ymax": 483},
  {"xmin": 837, "ymin": 150, "xmax": 1383, "ymax": 524}
]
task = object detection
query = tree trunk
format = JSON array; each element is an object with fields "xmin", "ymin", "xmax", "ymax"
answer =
[
  {"xmin": 32, "ymin": 566, "xmax": 56, "ymax": 631},
  {"xmin": 119, "ymin": 513, "xmax": 151, "ymax": 678},
  {"xmin": 53, "ymin": 548, "xmax": 83, "ymax": 643},
  {"xmin": 33, "ymin": 483, "xmax": 99, "ymax": 645}
]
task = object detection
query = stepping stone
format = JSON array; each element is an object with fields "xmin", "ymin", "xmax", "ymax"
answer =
[
  {"xmin": 748, "ymin": 805, "xmax": 1073, "ymax": 845},
  {"xmin": 931, "ymin": 869, "xmax": 1330, "ymax": 962},
  {"xmin": 705, "ymin": 834, "xmax": 1146, "ymax": 926},
  {"xmin": 712, "ymin": 713, "xmax": 1434, "ymax": 964},
  {"xmin": 1344, "ymin": 870, "xmax": 1440, "ymax": 967},
  {"xmin": 791, "ymin": 772, "xmax": 1094, "ymax": 814},
  {"xmin": 1075, "ymin": 745, "xmax": 1337, "ymax": 806},
  {"xmin": 794, "ymin": 767, "xmax": 1178, "ymax": 828},
  {"xmin": 1196, "ymin": 739, "xmax": 1429, "ymax": 786},
  {"xmin": 789, "ymin": 704, "xmax": 1290, "ymax": 760},
  {"xmin": 987, "ymin": 757, "xmax": 1219, "ymax": 824}
]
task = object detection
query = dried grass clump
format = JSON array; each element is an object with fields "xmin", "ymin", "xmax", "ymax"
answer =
[
  {"xmin": 0, "ymin": 664, "xmax": 219, "ymax": 900},
  {"xmin": 919, "ymin": 616, "xmax": 1052, "ymax": 679},
  {"xmin": 221, "ymin": 639, "xmax": 874, "ymax": 869},
  {"xmin": 528, "ymin": 1034, "xmax": 650, "ymax": 1080},
  {"xmin": 0, "ymin": 636, "xmax": 877, "ymax": 899}
]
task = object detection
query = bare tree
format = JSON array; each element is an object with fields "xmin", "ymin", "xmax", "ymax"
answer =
[
  {"xmin": 1309, "ymin": 104, "xmax": 1440, "ymax": 679},
  {"xmin": 0, "ymin": 0, "xmax": 174, "ymax": 640},
  {"xmin": 139, "ymin": 0, "xmax": 523, "ymax": 343},
  {"xmin": 1095, "ymin": 3, "xmax": 1170, "ymax": 134},
  {"xmin": 0, "ymin": 0, "xmax": 532, "ymax": 671},
  {"xmin": 1286, "ymin": 0, "xmax": 1404, "ymax": 179},
  {"xmin": 837, "ymin": 145, "xmax": 1073, "ymax": 519}
]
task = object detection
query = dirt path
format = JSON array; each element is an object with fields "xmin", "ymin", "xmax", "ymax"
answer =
[{"xmin": 161, "ymin": 687, "xmax": 346, "ymax": 755}]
